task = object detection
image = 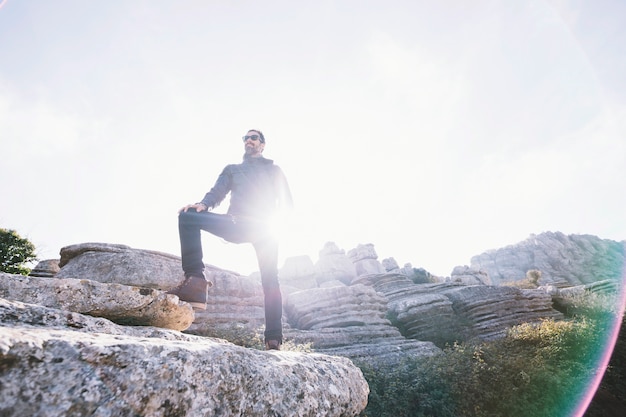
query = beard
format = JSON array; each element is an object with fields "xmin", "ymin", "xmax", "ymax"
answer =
[{"xmin": 245, "ymin": 143, "xmax": 262, "ymax": 156}]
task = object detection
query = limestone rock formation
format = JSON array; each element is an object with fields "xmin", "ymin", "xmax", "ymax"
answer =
[
  {"xmin": 382, "ymin": 257, "xmax": 400, "ymax": 272},
  {"xmin": 279, "ymin": 255, "xmax": 318, "ymax": 293},
  {"xmin": 4, "ymin": 232, "xmax": 619, "ymax": 415},
  {"xmin": 53, "ymin": 242, "xmax": 266, "ymax": 339},
  {"xmin": 348, "ymin": 243, "xmax": 386, "ymax": 276},
  {"xmin": 353, "ymin": 272, "xmax": 564, "ymax": 343},
  {"xmin": 0, "ymin": 273, "xmax": 194, "ymax": 331},
  {"xmin": 469, "ymin": 232, "xmax": 625, "ymax": 286},
  {"xmin": 284, "ymin": 284, "xmax": 441, "ymax": 364},
  {"xmin": 286, "ymin": 285, "xmax": 389, "ymax": 330},
  {"xmin": 449, "ymin": 265, "xmax": 492, "ymax": 285},
  {"xmin": 188, "ymin": 269, "xmax": 265, "ymax": 339},
  {"xmin": 314, "ymin": 241, "xmax": 357, "ymax": 285},
  {"xmin": 0, "ymin": 298, "xmax": 369, "ymax": 417},
  {"xmin": 56, "ymin": 242, "xmax": 185, "ymax": 289},
  {"xmin": 440, "ymin": 285, "xmax": 563, "ymax": 340},
  {"xmin": 28, "ymin": 258, "xmax": 60, "ymax": 277}
]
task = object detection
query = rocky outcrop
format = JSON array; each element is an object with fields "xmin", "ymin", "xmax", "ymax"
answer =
[
  {"xmin": 469, "ymin": 232, "xmax": 625, "ymax": 286},
  {"xmin": 54, "ymin": 243, "xmax": 267, "ymax": 339},
  {"xmin": 286, "ymin": 285, "xmax": 389, "ymax": 330},
  {"xmin": 279, "ymin": 255, "xmax": 318, "ymax": 292},
  {"xmin": 189, "ymin": 269, "xmax": 266, "ymax": 339},
  {"xmin": 56, "ymin": 242, "xmax": 185, "ymax": 289},
  {"xmin": 347, "ymin": 243, "xmax": 386, "ymax": 276},
  {"xmin": 28, "ymin": 258, "xmax": 59, "ymax": 277},
  {"xmin": 284, "ymin": 284, "xmax": 441, "ymax": 364},
  {"xmin": 382, "ymin": 258, "xmax": 434, "ymax": 283},
  {"xmin": 4, "ymin": 232, "xmax": 620, "ymax": 415},
  {"xmin": 314, "ymin": 242, "xmax": 357, "ymax": 285},
  {"xmin": 27, "ymin": 239, "xmax": 612, "ymax": 349},
  {"xmin": 440, "ymin": 285, "xmax": 563, "ymax": 340},
  {"xmin": 0, "ymin": 273, "xmax": 194, "ymax": 331},
  {"xmin": 353, "ymin": 273, "xmax": 564, "ymax": 343},
  {"xmin": 0, "ymin": 298, "xmax": 369, "ymax": 417},
  {"xmin": 449, "ymin": 265, "xmax": 491, "ymax": 285}
]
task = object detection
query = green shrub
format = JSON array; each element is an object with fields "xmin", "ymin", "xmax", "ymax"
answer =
[
  {"xmin": 356, "ymin": 355, "xmax": 456, "ymax": 417},
  {"xmin": 526, "ymin": 269, "xmax": 542, "ymax": 285},
  {"xmin": 0, "ymin": 228, "xmax": 37, "ymax": 275},
  {"xmin": 411, "ymin": 268, "xmax": 437, "ymax": 284},
  {"xmin": 557, "ymin": 291, "xmax": 619, "ymax": 321},
  {"xmin": 357, "ymin": 294, "xmax": 616, "ymax": 417}
]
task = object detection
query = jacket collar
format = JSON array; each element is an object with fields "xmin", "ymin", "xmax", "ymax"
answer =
[{"xmin": 242, "ymin": 155, "xmax": 273, "ymax": 164}]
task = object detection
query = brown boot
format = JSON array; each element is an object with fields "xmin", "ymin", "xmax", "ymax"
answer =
[
  {"xmin": 265, "ymin": 340, "xmax": 281, "ymax": 351},
  {"xmin": 167, "ymin": 274, "xmax": 211, "ymax": 311}
]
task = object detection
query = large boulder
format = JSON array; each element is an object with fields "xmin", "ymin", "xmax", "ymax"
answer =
[
  {"xmin": 56, "ymin": 242, "xmax": 184, "ymax": 289},
  {"xmin": 0, "ymin": 273, "xmax": 194, "ymax": 331},
  {"xmin": 0, "ymin": 298, "xmax": 369, "ymax": 417},
  {"xmin": 54, "ymin": 242, "xmax": 267, "ymax": 339}
]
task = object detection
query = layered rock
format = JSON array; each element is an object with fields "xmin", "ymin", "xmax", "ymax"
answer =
[
  {"xmin": 56, "ymin": 242, "xmax": 184, "ymax": 289},
  {"xmin": 4, "ymin": 233, "xmax": 621, "ymax": 416},
  {"xmin": 449, "ymin": 265, "xmax": 491, "ymax": 285},
  {"xmin": 354, "ymin": 272, "xmax": 564, "ymax": 343},
  {"xmin": 353, "ymin": 274, "xmax": 461, "ymax": 344},
  {"xmin": 188, "ymin": 269, "xmax": 265, "ymax": 339},
  {"xmin": 347, "ymin": 243, "xmax": 385, "ymax": 276},
  {"xmin": 0, "ymin": 298, "xmax": 369, "ymax": 417},
  {"xmin": 0, "ymin": 272, "xmax": 194, "ymax": 331},
  {"xmin": 54, "ymin": 242, "xmax": 266, "ymax": 339},
  {"xmin": 279, "ymin": 255, "xmax": 318, "ymax": 293},
  {"xmin": 314, "ymin": 242, "xmax": 357, "ymax": 285},
  {"xmin": 382, "ymin": 258, "xmax": 435, "ymax": 283},
  {"xmin": 284, "ymin": 284, "xmax": 441, "ymax": 364},
  {"xmin": 440, "ymin": 285, "xmax": 564, "ymax": 340},
  {"xmin": 469, "ymin": 232, "xmax": 625, "ymax": 286},
  {"xmin": 28, "ymin": 259, "xmax": 59, "ymax": 277}
]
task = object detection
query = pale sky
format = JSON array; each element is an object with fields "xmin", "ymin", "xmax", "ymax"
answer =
[{"xmin": 1, "ymin": 0, "xmax": 625, "ymax": 277}]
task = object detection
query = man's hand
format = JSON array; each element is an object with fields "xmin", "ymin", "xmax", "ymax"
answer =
[{"xmin": 179, "ymin": 203, "xmax": 208, "ymax": 213}]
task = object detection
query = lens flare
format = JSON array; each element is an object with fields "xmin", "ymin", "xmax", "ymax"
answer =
[{"xmin": 571, "ymin": 264, "xmax": 626, "ymax": 417}]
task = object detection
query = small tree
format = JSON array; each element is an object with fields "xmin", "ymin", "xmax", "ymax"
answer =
[
  {"xmin": 526, "ymin": 269, "xmax": 542, "ymax": 285},
  {"xmin": 0, "ymin": 228, "xmax": 38, "ymax": 275}
]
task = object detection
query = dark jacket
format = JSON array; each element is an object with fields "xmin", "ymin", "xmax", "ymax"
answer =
[{"xmin": 200, "ymin": 155, "xmax": 292, "ymax": 220}]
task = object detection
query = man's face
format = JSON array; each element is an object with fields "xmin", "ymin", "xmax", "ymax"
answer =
[{"xmin": 243, "ymin": 130, "xmax": 265, "ymax": 157}]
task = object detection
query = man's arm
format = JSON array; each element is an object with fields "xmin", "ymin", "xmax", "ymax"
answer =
[{"xmin": 179, "ymin": 166, "xmax": 232, "ymax": 213}]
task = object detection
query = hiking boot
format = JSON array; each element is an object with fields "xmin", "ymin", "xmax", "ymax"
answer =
[
  {"xmin": 265, "ymin": 340, "xmax": 281, "ymax": 351},
  {"xmin": 167, "ymin": 274, "xmax": 211, "ymax": 311}
]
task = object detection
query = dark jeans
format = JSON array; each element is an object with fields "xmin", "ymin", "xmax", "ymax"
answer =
[{"xmin": 178, "ymin": 210, "xmax": 282, "ymax": 343}]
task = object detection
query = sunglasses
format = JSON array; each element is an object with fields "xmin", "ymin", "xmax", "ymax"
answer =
[{"xmin": 242, "ymin": 135, "xmax": 260, "ymax": 142}]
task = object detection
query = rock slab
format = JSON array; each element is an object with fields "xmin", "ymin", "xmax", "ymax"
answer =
[
  {"xmin": 0, "ymin": 273, "xmax": 194, "ymax": 331},
  {"xmin": 0, "ymin": 298, "xmax": 369, "ymax": 417}
]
